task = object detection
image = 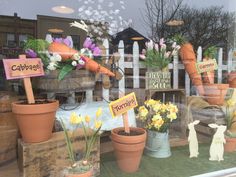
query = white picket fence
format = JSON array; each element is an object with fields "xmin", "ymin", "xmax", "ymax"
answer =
[{"xmin": 96, "ymin": 39, "xmax": 235, "ymax": 101}]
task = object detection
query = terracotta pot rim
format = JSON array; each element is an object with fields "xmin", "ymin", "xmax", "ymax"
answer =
[
  {"xmin": 111, "ymin": 127, "xmax": 147, "ymax": 144},
  {"xmin": 65, "ymin": 169, "xmax": 92, "ymax": 177},
  {"xmin": 12, "ymin": 100, "xmax": 59, "ymax": 114},
  {"xmin": 226, "ymin": 137, "xmax": 236, "ymax": 141},
  {"xmin": 112, "ymin": 127, "xmax": 146, "ymax": 137}
]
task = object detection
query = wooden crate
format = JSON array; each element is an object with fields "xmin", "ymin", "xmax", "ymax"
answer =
[
  {"xmin": 145, "ymin": 89, "xmax": 187, "ymax": 138},
  {"xmin": 18, "ymin": 129, "xmax": 100, "ymax": 177},
  {"xmin": 0, "ymin": 126, "xmax": 18, "ymax": 167},
  {"xmin": 191, "ymin": 108, "xmax": 225, "ymax": 142},
  {"xmin": 0, "ymin": 112, "xmax": 18, "ymax": 129}
]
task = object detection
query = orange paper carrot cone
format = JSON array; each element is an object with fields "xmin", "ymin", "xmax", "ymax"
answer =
[
  {"xmin": 48, "ymin": 42, "xmax": 78, "ymax": 61},
  {"xmin": 180, "ymin": 43, "xmax": 204, "ymax": 96},
  {"xmin": 82, "ymin": 56, "xmax": 115, "ymax": 77}
]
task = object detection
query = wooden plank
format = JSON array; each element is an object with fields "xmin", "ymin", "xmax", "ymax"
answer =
[
  {"xmin": 173, "ymin": 54, "xmax": 179, "ymax": 89},
  {"xmin": 217, "ymin": 48, "xmax": 223, "ymax": 84},
  {"xmin": 0, "ymin": 126, "xmax": 18, "ymax": 167},
  {"xmin": 118, "ymin": 40, "xmax": 125, "ymax": 94},
  {"xmin": 19, "ymin": 55, "xmax": 35, "ymax": 104},
  {"xmin": 133, "ymin": 41, "xmax": 140, "ymax": 88},
  {"xmin": 102, "ymin": 39, "xmax": 110, "ymax": 101},
  {"xmin": 18, "ymin": 130, "xmax": 100, "ymax": 177}
]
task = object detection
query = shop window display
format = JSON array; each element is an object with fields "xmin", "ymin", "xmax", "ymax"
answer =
[{"xmin": 0, "ymin": 0, "xmax": 236, "ymax": 177}]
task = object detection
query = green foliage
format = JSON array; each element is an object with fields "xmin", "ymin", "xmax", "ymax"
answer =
[
  {"xmin": 143, "ymin": 50, "xmax": 171, "ymax": 70},
  {"xmin": 171, "ymin": 34, "xmax": 187, "ymax": 46},
  {"xmin": 24, "ymin": 38, "xmax": 50, "ymax": 67},
  {"xmin": 58, "ymin": 64, "xmax": 74, "ymax": 81},
  {"xmin": 203, "ymin": 46, "xmax": 217, "ymax": 59}
]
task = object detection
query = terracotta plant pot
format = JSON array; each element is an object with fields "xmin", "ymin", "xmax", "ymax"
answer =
[
  {"xmin": 65, "ymin": 170, "xmax": 92, "ymax": 177},
  {"xmin": 111, "ymin": 127, "xmax": 146, "ymax": 173},
  {"xmin": 224, "ymin": 137, "xmax": 236, "ymax": 152},
  {"xmin": 12, "ymin": 100, "xmax": 59, "ymax": 143},
  {"xmin": 228, "ymin": 71, "xmax": 236, "ymax": 88},
  {"xmin": 203, "ymin": 84, "xmax": 229, "ymax": 106}
]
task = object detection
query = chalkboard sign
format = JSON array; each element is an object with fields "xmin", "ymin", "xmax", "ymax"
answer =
[{"xmin": 145, "ymin": 71, "xmax": 171, "ymax": 90}]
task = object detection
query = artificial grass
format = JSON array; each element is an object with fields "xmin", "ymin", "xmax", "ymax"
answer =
[{"xmin": 100, "ymin": 144, "xmax": 236, "ymax": 177}]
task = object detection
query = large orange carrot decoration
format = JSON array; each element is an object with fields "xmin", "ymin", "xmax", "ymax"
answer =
[
  {"xmin": 82, "ymin": 56, "xmax": 115, "ymax": 77},
  {"xmin": 48, "ymin": 42, "xmax": 78, "ymax": 61},
  {"xmin": 48, "ymin": 42, "xmax": 115, "ymax": 77},
  {"xmin": 180, "ymin": 43, "xmax": 205, "ymax": 96}
]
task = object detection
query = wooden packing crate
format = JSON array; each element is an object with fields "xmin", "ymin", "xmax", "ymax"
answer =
[
  {"xmin": 191, "ymin": 108, "xmax": 225, "ymax": 142},
  {"xmin": 145, "ymin": 89, "xmax": 187, "ymax": 138},
  {"xmin": 0, "ymin": 91, "xmax": 19, "ymax": 113},
  {"xmin": 0, "ymin": 112, "xmax": 18, "ymax": 129},
  {"xmin": 18, "ymin": 129, "xmax": 100, "ymax": 177},
  {"xmin": 0, "ymin": 126, "xmax": 18, "ymax": 167}
]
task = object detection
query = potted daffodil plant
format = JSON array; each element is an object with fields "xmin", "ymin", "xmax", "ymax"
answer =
[
  {"xmin": 137, "ymin": 99, "xmax": 178, "ymax": 158},
  {"xmin": 60, "ymin": 108, "xmax": 103, "ymax": 177},
  {"xmin": 224, "ymin": 99, "xmax": 236, "ymax": 152}
]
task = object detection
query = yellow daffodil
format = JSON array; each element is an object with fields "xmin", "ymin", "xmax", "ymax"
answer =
[
  {"xmin": 151, "ymin": 115, "xmax": 164, "ymax": 129},
  {"xmin": 70, "ymin": 112, "xmax": 83, "ymax": 125},
  {"xmin": 95, "ymin": 120, "xmax": 102, "ymax": 129},
  {"xmin": 144, "ymin": 99, "xmax": 157, "ymax": 107},
  {"xmin": 138, "ymin": 106, "xmax": 148, "ymax": 118},
  {"xmin": 96, "ymin": 108, "xmax": 102, "ymax": 118},
  {"xmin": 234, "ymin": 111, "xmax": 236, "ymax": 117},
  {"xmin": 85, "ymin": 115, "xmax": 91, "ymax": 123},
  {"xmin": 167, "ymin": 112, "xmax": 177, "ymax": 121},
  {"xmin": 227, "ymin": 99, "xmax": 235, "ymax": 107},
  {"xmin": 168, "ymin": 104, "xmax": 178, "ymax": 113},
  {"xmin": 152, "ymin": 103, "xmax": 161, "ymax": 113},
  {"xmin": 160, "ymin": 104, "xmax": 167, "ymax": 113}
]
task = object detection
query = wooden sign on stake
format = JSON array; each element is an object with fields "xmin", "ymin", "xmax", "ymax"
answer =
[
  {"xmin": 3, "ymin": 55, "xmax": 44, "ymax": 104},
  {"xmin": 196, "ymin": 59, "xmax": 218, "ymax": 74},
  {"xmin": 109, "ymin": 92, "xmax": 138, "ymax": 133}
]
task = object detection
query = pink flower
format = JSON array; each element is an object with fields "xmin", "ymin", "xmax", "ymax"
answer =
[
  {"xmin": 83, "ymin": 37, "xmax": 93, "ymax": 48},
  {"xmin": 140, "ymin": 54, "xmax": 146, "ymax": 60},
  {"xmin": 93, "ymin": 47, "xmax": 101, "ymax": 57},
  {"xmin": 154, "ymin": 44, "xmax": 159, "ymax": 52},
  {"xmin": 159, "ymin": 38, "xmax": 165, "ymax": 46}
]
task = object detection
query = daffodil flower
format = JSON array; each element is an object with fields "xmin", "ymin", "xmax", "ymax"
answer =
[
  {"xmin": 95, "ymin": 120, "xmax": 102, "ymax": 129},
  {"xmin": 96, "ymin": 108, "xmax": 102, "ymax": 118},
  {"xmin": 70, "ymin": 112, "xmax": 83, "ymax": 125},
  {"xmin": 85, "ymin": 115, "xmax": 91, "ymax": 123},
  {"xmin": 227, "ymin": 99, "xmax": 235, "ymax": 107}
]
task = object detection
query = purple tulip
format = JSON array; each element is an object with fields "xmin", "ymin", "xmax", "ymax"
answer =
[
  {"xmin": 90, "ymin": 44, "xmax": 96, "ymax": 50},
  {"xmin": 93, "ymin": 47, "xmax": 101, "ymax": 57},
  {"xmin": 83, "ymin": 37, "xmax": 93, "ymax": 49},
  {"xmin": 25, "ymin": 49, "xmax": 37, "ymax": 58},
  {"xmin": 62, "ymin": 38, "xmax": 71, "ymax": 47},
  {"xmin": 53, "ymin": 38, "xmax": 63, "ymax": 43}
]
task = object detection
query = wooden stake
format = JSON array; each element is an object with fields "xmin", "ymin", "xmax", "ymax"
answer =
[
  {"xmin": 19, "ymin": 55, "xmax": 35, "ymax": 104},
  {"xmin": 119, "ymin": 92, "xmax": 130, "ymax": 134}
]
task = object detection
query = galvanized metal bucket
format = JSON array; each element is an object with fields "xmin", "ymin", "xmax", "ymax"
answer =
[{"xmin": 145, "ymin": 130, "xmax": 171, "ymax": 158}]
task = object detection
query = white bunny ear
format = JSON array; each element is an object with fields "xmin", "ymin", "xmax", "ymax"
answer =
[
  {"xmin": 208, "ymin": 124, "xmax": 218, "ymax": 129},
  {"xmin": 193, "ymin": 120, "xmax": 200, "ymax": 125},
  {"xmin": 219, "ymin": 125, "xmax": 227, "ymax": 132}
]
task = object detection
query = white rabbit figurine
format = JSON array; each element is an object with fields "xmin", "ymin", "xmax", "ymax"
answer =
[
  {"xmin": 188, "ymin": 120, "xmax": 200, "ymax": 158},
  {"xmin": 208, "ymin": 124, "xmax": 226, "ymax": 161}
]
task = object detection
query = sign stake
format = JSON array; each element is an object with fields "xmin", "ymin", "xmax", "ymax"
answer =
[
  {"xmin": 19, "ymin": 55, "xmax": 35, "ymax": 104},
  {"xmin": 120, "ymin": 92, "xmax": 130, "ymax": 134}
]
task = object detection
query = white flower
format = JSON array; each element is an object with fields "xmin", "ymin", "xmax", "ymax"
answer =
[
  {"xmin": 50, "ymin": 53, "xmax": 61, "ymax": 62},
  {"xmin": 159, "ymin": 38, "xmax": 165, "ymax": 46},
  {"xmin": 73, "ymin": 53, "xmax": 81, "ymax": 60},
  {"xmin": 175, "ymin": 45, "xmax": 181, "ymax": 50},
  {"xmin": 164, "ymin": 51, "xmax": 171, "ymax": 58},
  {"xmin": 78, "ymin": 59, "xmax": 85, "ymax": 65},
  {"xmin": 172, "ymin": 42, "xmax": 177, "ymax": 49},
  {"xmin": 71, "ymin": 61, "xmax": 77, "ymax": 66},
  {"xmin": 47, "ymin": 62, "xmax": 57, "ymax": 71},
  {"xmin": 146, "ymin": 40, "xmax": 153, "ymax": 51}
]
